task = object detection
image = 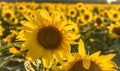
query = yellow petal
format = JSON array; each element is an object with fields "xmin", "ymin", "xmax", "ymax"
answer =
[
  {"xmin": 64, "ymin": 25, "xmax": 75, "ymax": 31},
  {"xmin": 82, "ymin": 58, "xmax": 91, "ymax": 70},
  {"xmin": 68, "ymin": 33, "xmax": 80, "ymax": 40},
  {"xmin": 16, "ymin": 31, "xmax": 26, "ymax": 41},
  {"xmin": 26, "ymin": 47, "xmax": 44, "ymax": 61},
  {"xmin": 20, "ymin": 21, "xmax": 36, "ymax": 30},
  {"xmin": 52, "ymin": 11, "xmax": 61, "ymax": 25},
  {"xmin": 59, "ymin": 20, "xmax": 67, "ymax": 30},
  {"xmin": 96, "ymin": 54, "xmax": 116, "ymax": 63},
  {"xmin": 38, "ymin": 9, "xmax": 51, "ymax": 22},
  {"xmin": 42, "ymin": 50, "xmax": 53, "ymax": 68},
  {"xmin": 102, "ymin": 67, "xmax": 117, "ymax": 71},
  {"xmin": 57, "ymin": 43, "xmax": 71, "ymax": 60},
  {"xmin": 20, "ymin": 42, "xmax": 29, "ymax": 51},
  {"xmin": 52, "ymin": 65, "xmax": 63, "ymax": 71},
  {"xmin": 100, "ymin": 61, "xmax": 118, "ymax": 68},
  {"xmin": 90, "ymin": 51, "xmax": 101, "ymax": 61},
  {"xmin": 78, "ymin": 39, "xmax": 86, "ymax": 58}
]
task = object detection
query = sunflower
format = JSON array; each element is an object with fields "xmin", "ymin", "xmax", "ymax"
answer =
[
  {"xmin": 108, "ymin": 9, "xmax": 120, "ymax": 22},
  {"xmin": 2, "ymin": 8, "xmax": 15, "ymax": 22},
  {"xmin": 59, "ymin": 11, "xmax": 66, "ymax": 21},
  {"xmin": 75, "ymin": 2, "xmax": 85, "ymax": 12},
  {"xmin": 80, "ymin": 10, "xmax": 93, "ymax": 25},
  {"xmin": 99, "ymin": 9, "xmax": 109, "ymax": 17},
  {"xmin": 93, "ymin": 15, "xmax": 104, "ymax": 29},
  {"xmin": 10, "ymin": 17, "xmax": 19, "ymax": 25},
  {"xmin": 0, "ymin": 1, "xmax": 7, "ymax": 9},
  {"xmin": 16, "ymin": 3, "xmax": 27, "ymax": 13},
  {"xmin": 9, "ymin": 47, "xmax": 25, "ymax": 56},
  {"xmin": 55, "ymin": 3, "xmax": 67, "ymax": 14},
  {"xmin": 0, "ymin": 25, "xmax": 5, "ymax": 36},
  {"xmin": 9, "ymin": 47, "xmax": 21, "ymax": 55},
  {"xmin": 27, "ymin": 2, "xmax": 39, "ymax": 10},
  {"xmin": 108, "ymin": 22, "xmax": 120, "ymax": 38},
  {"xmin": 24, "ymin": 9, "xmax": 35, "ymax": 18},
  {"xmin": 3, "ymin": 32, "xmax": 17, "ymax": 44},
  {"xmin": 3, "ymin": 34, "xmax": 14, "ymax": 44},
  {"xmin": 52, "ymin": 39, "xmax": 118, "ymax": 71},
  {"xmin": 67, "ymin": 8, "xmax": 77, "ymax": 18},
  {"xmin": 76, "ymin": 16, "xmax": 84, "ymax": 26},
  {"xmin": 17, "ymin": 9, "xmax": 80, "ymax": 68}
]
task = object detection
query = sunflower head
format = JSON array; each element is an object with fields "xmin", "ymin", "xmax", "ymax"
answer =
[
  {"xmin": 68, "ymin": 8, "xmax": 77, "ymax": 18},
  {"xmin": 9, "ymin": 47, "xmax": 20, "ymax": 55},
  {"xmin": 108, "ymin": 10, "xmax": 120, "ymax": 21},
  {"xmin": 2, "ymin": 9, "xmax": 15, "ymax": 22},
  {"xmin": 11, "ymin": 17, "xmax": 18, "ymax": 25},
  {"xmin": 16, "ymin": 4, "xmax": 27, "ymax": 13},
  {"xmin": 93, "ymin": 15, "xmax": 104, "ymax": 29},
  {"xmin": 112, "ymin": 27, "xmax": 120, "ymax": 35},
  {"xmin": 52, "ymin": 39, "xmax": 118, "ymax": 71},
  {"xmin": 75, "ymin": 2, "xmax": 85, "ymax": 11},
  {"xmin": 108, "ymin": 22, "xmax": 120, "ymax": 38},
  {"xmin": 68, "ymin": 59, "xmax": 101, "ymax": 71},
  {"xmin": 80, "ymin": 11, "xmax": 93, "ymax": 25},
  {"xmin": 17, "ymin": 9, "xmax": 80, "ymax": 68}
]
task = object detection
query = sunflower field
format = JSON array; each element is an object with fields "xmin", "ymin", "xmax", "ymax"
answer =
[{"xmin": 0, "ymin": 1, "xmax": 120, "ymax": 71}]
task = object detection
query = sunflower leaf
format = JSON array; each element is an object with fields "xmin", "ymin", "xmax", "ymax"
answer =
[{"xmin": 0, "ymin": 55, "xmax": 14, "ymax": 68}]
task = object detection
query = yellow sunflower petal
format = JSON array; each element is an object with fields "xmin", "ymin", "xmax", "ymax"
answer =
[
  {"xmin": 102, "ymin": 67, "xmax": 117, "ymax": 71},
  {"xmin": 68, "ymin": 32, "xmax": 80, "ymax": 40},
  {"xmin": 59, "ymin": 20, "xmax": 67, "ymax": 30},
  {"xmin": 57, "ymin": 43, "xmax": 71, "ymax": 59},
  {"xmin": 38, "ymin": 9, "xmax": 51, "ymax": 22},
  {"xmin": 100, "ymin": 61, "xmax": 118, "ymax": 68},
  {"xmin": 20, "ymin": 21, "xmax": 36, "ymax": 30},
  {"xmin": 26, "ymin": 47, "xmax": 44, "ymax": 61},
  {"xmin": 52, "ymin": 65, "xmax": 63, "ymax": 71},
  {"xmin": 82, "ymin": 58, "xmax": 91, "ymax": 70},
  {"xmin": 52, "ymin": 11, "xmax": 61, "ymax": 25},
  {"xmin": 78, "ymin": 39, "xmax": 86, "ymax": 58},
  {"xmin": 42, "ymin": 50, "xmax": 53, "ymax": 68},
  {"xmin": 96, "ymin": 54, "xmax": 116, "ymax": 63},
  {"xmin": 20, "ymin": 42, "xmax": 29, "ymax": 51},
  {"xmin": 16, "ymin": 31, "xmax": 26, "ymax": 41},
  {"xmin": 64, "ymin": 24, "xmax": 75, "ymax": 31},
  {"xmin": 90, "ymin": 51, "xmax": 101, "ymax": 61}
]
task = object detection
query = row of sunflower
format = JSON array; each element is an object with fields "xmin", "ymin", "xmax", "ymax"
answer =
[{"xmin": 0, "ymin": 1, "xmax": 120, "ymax": 71}]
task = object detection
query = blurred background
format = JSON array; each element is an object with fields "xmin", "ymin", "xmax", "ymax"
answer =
[
  {"xmin": 1, "ymin": 0, "xmax": 120, "ymax": 3},
  {"xmin": 0, "ymin": 0, "xmax": 120, "ymax": 71}
]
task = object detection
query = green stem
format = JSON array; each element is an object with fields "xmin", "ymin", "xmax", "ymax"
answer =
[
  {"xmin": 0, "ymin": 42, "xmax": 22, "ymax": 52},
  {"xmin": 40, "ymin": 58, "xmax": 45, "ymax": 71}
]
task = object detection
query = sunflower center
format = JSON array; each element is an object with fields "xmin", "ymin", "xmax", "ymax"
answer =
[
  {"xmin": 70, "ymin": 11, "xmax": 74, "ymax": 15},
  {"xmin": 113, "ymin": 14, "xmax": 118, "ymax": 18},
  {"xmin": 84, "ymin": 15, "xmax": 89, "ymax": 20},
  {"xmin": 96, "ymin": 18, "xmax": 102, "ymax": 25},
  {"xmin": 78, "ymin": 5, "xmax": 81, "ymax": 8},
  {"xmin": 12, "ymin": 18, "xmax": 15, "ymax": 22},
  {"xmin": 81, "ymin": 9, "xmax": 85, "ymax": 13},
  {"xmin": 19, "ymin": 7, "xmax": 23, "ymax": 10},
  {"xmin": 38, "ymin": 26, "xmax": 62, "ymax": 50},
  {"xmin": 68, "ymin": 60, "xmax": 101, "ymax": 71},
  {"xmin": 113, "ymin": 27, "xmax": 120, "ymax": 35},
  {"xmin": 5, "ymin": 13, "xmax": 11, "ymax": 18}
]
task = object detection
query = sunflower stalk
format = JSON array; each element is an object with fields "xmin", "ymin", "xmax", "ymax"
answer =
[
  {"xmin": 40, "ymin": 58, "xmax": 45, "ymax": 71},
  {"xmin": 0, "ymin": 42, "xmax": 22, "ymax": 52}
]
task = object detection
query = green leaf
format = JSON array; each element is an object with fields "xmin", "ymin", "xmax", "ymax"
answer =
[{"xmin": 0, "ymin": 55, "xmax": 14, "ymax": 68}]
